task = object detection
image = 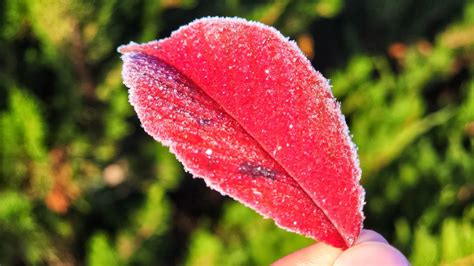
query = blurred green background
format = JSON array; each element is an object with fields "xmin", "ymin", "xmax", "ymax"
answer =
[{"xmin": 0, "ymin": 0, "xmax": 473, "ymax": 265}]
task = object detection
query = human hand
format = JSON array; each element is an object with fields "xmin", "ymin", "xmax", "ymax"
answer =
[{"xmin": 272, "ymin": 229, "xmax": 410, "ymax": 266}]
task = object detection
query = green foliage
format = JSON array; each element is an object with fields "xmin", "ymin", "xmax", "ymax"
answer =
[
  {"xmin": 0, "ymin": 191, "xmax": 47, "ymax": 265},
  {"xmin": 185, "ymin": 203, "xmax": 313, "ymax": 266},
  {"xmin": 87, "ymin": 232, "xmax": 122, "ymax": 266},
  {"xmin": 0, "ymin": 0, "xmax": 472, "ymax": 265},
  {"xmin": 0, "ymin": 88, "xmax": 49, "ymax": 194},
  {"xmin": 411, "ymin": 212, "xmax": 474, "ymax": 266},
  {"xmin": 185, "ymin": 227, "xmax": 224, "ymax": 266}
]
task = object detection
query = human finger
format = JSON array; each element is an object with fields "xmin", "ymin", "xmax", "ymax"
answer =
[
  {"xmin": 271, "ymin": 241, "xmax": 343, "ymax": 266},
  {"xmin": 334, "ymin": 230, "xmax": 409, "ymax": 266},
  {"xmin": 354, "ymin": 229, "xmax": 389, "ymax": 245}
]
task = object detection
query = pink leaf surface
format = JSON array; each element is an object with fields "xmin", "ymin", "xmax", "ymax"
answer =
[{"xmin": 119, "ymin": 17, "xmax": 364, "ymax": 248}]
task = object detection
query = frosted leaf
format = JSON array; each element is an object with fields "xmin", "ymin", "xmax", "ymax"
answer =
[{"xmin": 119, "ymin": 17, "xmax": 364, "ymax": 249}]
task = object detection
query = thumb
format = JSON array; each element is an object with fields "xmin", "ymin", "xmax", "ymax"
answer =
[
  {"xmin": 272, "ymin": 230, "xmax": 409, "ymax": 266},
  {"xmin": 334, "ymin": 230, "xmax": 409, "ymax": 266},
  {"xmin": 271, "ymin": 241, "xmax": 343, "ymax": 266}
]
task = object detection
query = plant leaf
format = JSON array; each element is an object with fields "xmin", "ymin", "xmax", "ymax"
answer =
[{"xmin": 119, "ymin": 17, "xmax": 364, "ymax": 248}]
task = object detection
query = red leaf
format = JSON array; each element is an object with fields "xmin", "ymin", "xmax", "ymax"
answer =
[{"xmin": 119, "ymin": 17, "xmax": 364, "ymax": 248}]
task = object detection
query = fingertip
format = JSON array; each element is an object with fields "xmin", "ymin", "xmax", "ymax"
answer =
[
  {"xmin": 355, "ymin": 229, "xmax": 389, "ymax": 245},
  {"xmin": 334, "ymin": 242, "xmax": 410, "ymax": 266},
  {"xmin": 272, "ymin": 242, "xmax": 343, "ymax": 266},
  {"xmin": 272, "ymin": 230, "xmax": 408, "ymax": 266}
]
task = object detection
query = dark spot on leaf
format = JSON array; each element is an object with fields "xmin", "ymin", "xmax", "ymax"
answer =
[
  {"xmin": 199, "ymin": 118, "xmax": 212, "ymax": 125},
  {"xmin": 238, "ymin": 162, "xmax": 276, "ymax": 179}
]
